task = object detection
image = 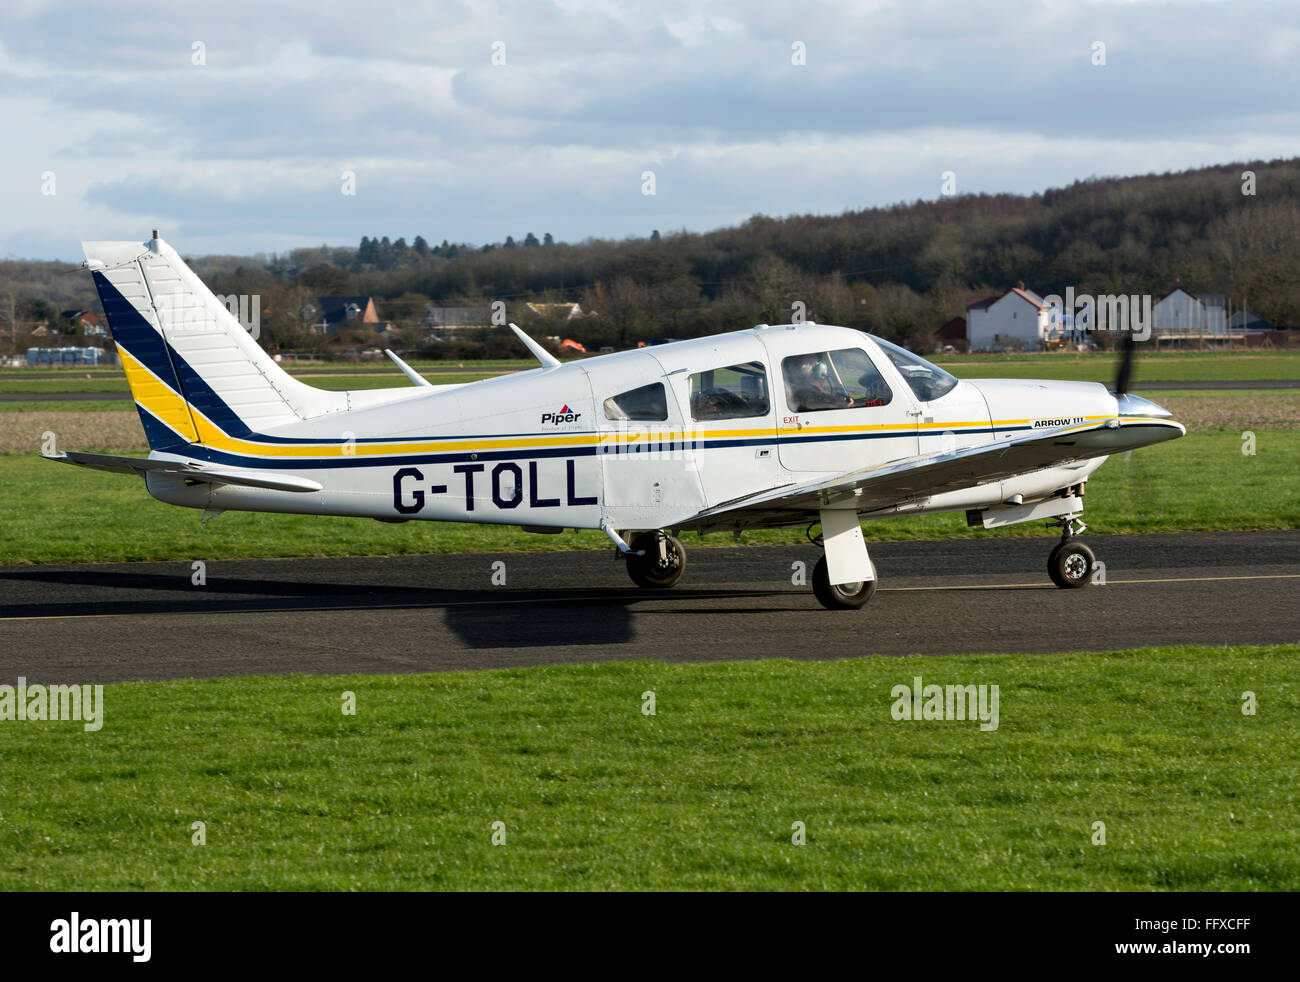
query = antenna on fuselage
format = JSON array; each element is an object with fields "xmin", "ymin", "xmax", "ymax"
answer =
[
  {"xmin": 509, "ymin": 323, "xmax": 562, "ymax": 369},
  {"xmin": 383, "ymin": 349, "xmax": 433, "ymax": 387}
]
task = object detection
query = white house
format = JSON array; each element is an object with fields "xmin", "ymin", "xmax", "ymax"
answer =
[
  {"xmin": 966, "ymin": 283, "xmax": 1051, "ymax": 351},
  {"xmin": 525, "ymin": 302, "xmax": 583, "ymax": 322},
  {"xmin": 1153, "ymin": 282, "xmax": 1226, "ymax": 338}
]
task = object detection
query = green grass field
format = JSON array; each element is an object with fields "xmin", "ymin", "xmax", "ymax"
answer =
[
  {"xmin": 0, "ymin": 646, "xmax": 1293, "ymax": 890},
  {"xmin": 1, "ymin": 427, "xmax": 1295, "ymax": 565},
  {"xmin": 0, "ymin": 372, "xmax": 501, "ymax": 394},
  {"xmin": 0, "ymin": 358, "xmax": 537, "ymax": 376},
  {"xmin": 285, "ymin": 358, "xmax": 538, "ymax": 371},
  {"xmin": 0, "ymin": 400, "xmax": 130, "ymax": 413},
  {"xmin": 299, "ymin": 372, "xmax": 501, "ymax": 390},
  {"xmin": 933, "ymin": 350, "xmax": 1300, "ymax": 383}
]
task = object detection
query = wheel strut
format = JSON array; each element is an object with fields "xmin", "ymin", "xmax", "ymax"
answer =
[
  {"xmin": 1048, "ymin": 512, "xmax": 1088, "ymax": 540},
  {"xmin": 1045, "ymin": 510, "xmax": 1096, "ymax": 588}
]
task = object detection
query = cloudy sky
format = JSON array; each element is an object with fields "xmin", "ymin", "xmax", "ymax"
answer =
[{"xmin": 2, "ymin": 0, "xmax": 1298, "ymax": 260}]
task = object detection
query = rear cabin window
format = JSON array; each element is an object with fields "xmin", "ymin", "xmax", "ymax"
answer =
[
  {"xmin": 603, "ymin": 382, "xmax": 668, "ymax": 421},
  {"xmin": 689, "ymin": 361, "xmax": 770, "ymax": 421},
  {"xmin": 782, "ymin": 348, "xmax": 893, "ymax": 412}
]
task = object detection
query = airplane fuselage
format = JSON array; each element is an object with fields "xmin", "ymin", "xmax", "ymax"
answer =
[{"xmin": 142, "ymin": 323, "xmax": 1138, "ymax": 535}]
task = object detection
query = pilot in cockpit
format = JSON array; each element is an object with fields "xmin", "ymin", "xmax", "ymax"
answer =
[{"xmin": 788, "ymin": 353, "xmax": 852, "ymax": 411}]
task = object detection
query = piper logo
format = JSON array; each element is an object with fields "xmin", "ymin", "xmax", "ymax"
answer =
[{"xmin": 541, "ymin": 404, "xmax": 582, "ymax": 426}]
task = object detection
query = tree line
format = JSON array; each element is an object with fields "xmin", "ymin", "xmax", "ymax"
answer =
[{"xmin": 3, "ymin": 157, "xmax": 1297, "ymax": 357}]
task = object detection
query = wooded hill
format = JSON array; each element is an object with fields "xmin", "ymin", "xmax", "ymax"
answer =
[{"xmin": 4, "ymin": 156, "xmax": 1297, "ymax": 356}]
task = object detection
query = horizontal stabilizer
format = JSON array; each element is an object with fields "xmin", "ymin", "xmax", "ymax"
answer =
[{"xmin": 43, "ymin": 451, "xmax": 323, "ymax": 493}]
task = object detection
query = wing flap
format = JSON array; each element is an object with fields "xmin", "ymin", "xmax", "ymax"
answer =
[{"xmin": 43, "ymin": 451, "xmax": 323, "ymax": 493}]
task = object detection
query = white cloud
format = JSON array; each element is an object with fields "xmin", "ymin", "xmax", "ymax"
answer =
[{"xmin": 1, "ymin": 0, "xmax": 1297, "ymax": 259}]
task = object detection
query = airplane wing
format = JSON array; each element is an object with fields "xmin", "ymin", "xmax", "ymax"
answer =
[
  {"xmin": 42, "ymin": 451, "xmax": 323, "ymax": 493},
  {"xmin": 691, "ymin": 416, "xmax": 1183, "ymax": 527}
]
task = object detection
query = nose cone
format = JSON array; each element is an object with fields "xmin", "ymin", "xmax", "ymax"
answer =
[
  {"xmin": 1109, "ymin": 391, "xmax": 1185, "ymax": 448},
  {"xmin": 1114, "ymin": 393, "xmax": 1173, "ymax": 418}
]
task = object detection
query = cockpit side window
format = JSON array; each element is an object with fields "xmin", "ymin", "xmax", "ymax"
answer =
[
  {"xmin": 689, "ymin": 361, "xmax": 770, "ymax": 421},
  {"xmin": 781, "ymin": 348, "xmax": 893, "ymax": 413},
  {"xmin": 870, "ymin": 336, "xmax": 959, "ymax": 402},
  {"xmin": 603, "ymin": 382, "xmax": 668, "ymax": 421}
]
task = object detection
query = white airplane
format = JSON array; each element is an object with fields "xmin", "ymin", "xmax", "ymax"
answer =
[{"xmin": 46, "ymin": 234, "xmax": 1185, "ymax": 610}]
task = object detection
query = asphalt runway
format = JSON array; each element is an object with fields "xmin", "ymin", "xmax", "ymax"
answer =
[
  {"xmin": 0, "ymin": 531, "xmax": 1295, "ymax": 682},
  {"xmin": 2, "ymin": 379, "xmax": 1298, "ymax": 401},
  {"xmin": 1135, "ymin": 379, "xmax": 1300, "ymax": 390}
]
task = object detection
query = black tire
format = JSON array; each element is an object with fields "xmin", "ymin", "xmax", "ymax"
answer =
[
  {"xmin": 812, "ymin": 554, "xmax": 877, "ymax": 610},
  {"xmin": 626, "ymin": 532, "xmax": 687, "ymax": 589},
  {"xmin": 1048, "ymin": 539, "xmax": 1096, "ymax": 589}
]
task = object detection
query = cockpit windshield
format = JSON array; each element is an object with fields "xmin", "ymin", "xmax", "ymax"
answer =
[{"xmin": 869, "ymin": 336, "xmax": 959, "ymax": 402}]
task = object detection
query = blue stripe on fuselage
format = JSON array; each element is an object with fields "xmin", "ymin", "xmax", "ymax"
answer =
[{"xmin": 153, "ymin": 427, "xmax": 1032, "ymax": 471}]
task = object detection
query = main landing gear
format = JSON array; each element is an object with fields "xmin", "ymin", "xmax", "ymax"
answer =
[
  {"xmin": 807, "ymin": 512, "xmax": 879, "ymax": 611},
  {"xmin": 1046, "ymin": 514, "xmax": 1096, "ymax": 589},
  {"xmin": 812, "ymin": 555, "xmax": 878, "ymax": 610},
  {"xmin": 624, "ymin": 530, "xmax": 687, "ymax": 589}
]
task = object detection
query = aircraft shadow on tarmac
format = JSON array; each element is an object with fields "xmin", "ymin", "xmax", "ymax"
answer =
[{"xmin": 0, "ymin": 567, "xmax": 805, "ymax": 649}]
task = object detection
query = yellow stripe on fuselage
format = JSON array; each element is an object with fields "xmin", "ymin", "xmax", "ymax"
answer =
[
  {"xmin": 126, "ymin": 370, "xmax": 1136, "ymax": 461},
  {"xmin": 780, "ymin": 415, "xmax": 1113, "ymax": 436},
  {"xmin": 176, "ymin": 411, "xmax": 791, "ymax": 459}
]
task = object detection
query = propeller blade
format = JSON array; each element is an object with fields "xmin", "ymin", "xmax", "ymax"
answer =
[{"xmin": 1114, "ymin": 330, "xmax": 1136, "ymax": 395}]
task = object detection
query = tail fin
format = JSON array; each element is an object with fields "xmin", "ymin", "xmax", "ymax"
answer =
[{"xmin": 83, "ymin": 234, "xmax": 347, "ymax": 450}]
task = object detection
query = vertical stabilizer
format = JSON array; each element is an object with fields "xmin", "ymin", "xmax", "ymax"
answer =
[{"xmin": 83, "ymin": 234, "xmax": 350, "ymax": 449}]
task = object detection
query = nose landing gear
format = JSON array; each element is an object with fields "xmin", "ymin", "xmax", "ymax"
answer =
[
  {"xmin": 1046, "ymin": 514, "xmax": 1096, "ymax": 589},
  {"xmin": 624, "ymin": 530, "xmax": 687, "ymax": 589}
]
